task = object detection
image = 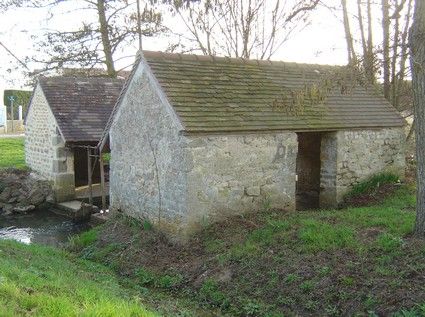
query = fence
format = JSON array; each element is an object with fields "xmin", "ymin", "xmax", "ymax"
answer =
[{"xmin": 0, "ymin": 105, "xmax": 24, "ymax": 134}]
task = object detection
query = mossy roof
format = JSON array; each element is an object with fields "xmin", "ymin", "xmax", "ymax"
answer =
[{"xmin": 143, "ymin": 51, "xmax": 404, "ymax": 133}]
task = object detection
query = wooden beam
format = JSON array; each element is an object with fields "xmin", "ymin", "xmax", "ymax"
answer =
[
  {"xmin": 99, "ymin": 151, "xmax": 106, "ymax": 210},
  {"xmin": 87, "ymin": 147, "xmax": 93, "ymax": 205}
]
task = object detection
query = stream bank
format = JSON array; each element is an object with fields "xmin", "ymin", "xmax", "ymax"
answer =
[{"xmin": 0, "ymin": 168, "xmax": 52, "ymax": 215}]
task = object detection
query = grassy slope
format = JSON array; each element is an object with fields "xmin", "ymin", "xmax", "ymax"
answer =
[
  {"xmin": 72, "ymin": 184, "xmax": 425, "ymax": 316},
  {"xmin": 0, "ymin": 240, "xmax": 156, "ymax": 317},
  {"xmin": 0, "ymin": 137, "xmax": 25, "ymax": 169}
]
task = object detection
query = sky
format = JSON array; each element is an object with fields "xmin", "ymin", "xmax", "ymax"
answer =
[{"xmin": 0, "ymin": 0, "xmax": 363, "ymax": 105}]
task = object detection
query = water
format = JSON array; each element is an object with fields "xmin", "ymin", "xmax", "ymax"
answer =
[{"xmin": 0, "ymin": 208, "xmax": 91, "ymax": 247}]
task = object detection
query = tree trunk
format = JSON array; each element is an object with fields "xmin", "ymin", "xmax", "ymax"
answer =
[
  {"xmin": 357, "ymin": 0, "xmax": 375, "ymax": 83},
  {"xmin": 97, "ymin": 0, "xmax": 116, "ymax": 77},
  {"xmin": 341, "ymin": 0, "xmax": 357, "ymax": 65},
  {"xmin": 357, "ymin": 0, "xmax": 368, "ymax": 66},
  {"xmin": 391, "ymin": 0, "xmax": 401, "ymax": 108},
  {"xmin": 382, "ymin": 0, "xmax": 391, "ymax": 99},
  {"xmin": 396, "ymin": 0, "xmax": 413, "ymax": 108},
  {"xmin": 410, "ymin": 0, "xmax": 425, "ymax": 236}
]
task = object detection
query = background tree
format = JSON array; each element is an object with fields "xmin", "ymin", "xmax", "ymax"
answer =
[
  {"xmin": 338, "ymin": 0, "xmax": 413, "ymax": 110},
  {"xmin": 409, "ymin": 0, "xmax": 425, "ymax": 235},
  {"xmin": 3, "ymin": 0, "xmax": 164, "ymax": 78},
  {"xmin": 164, "ymin": 0, "xmax": 320, "ymax": 59},
  {"xmin": 3, "ymin": 90, "xmax": 32, "ymax": 119}
]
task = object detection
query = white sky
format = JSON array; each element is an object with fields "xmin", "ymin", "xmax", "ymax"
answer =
[{"xmin": 0, "ymin": 0, "xmax": 373, "ymax": 103}]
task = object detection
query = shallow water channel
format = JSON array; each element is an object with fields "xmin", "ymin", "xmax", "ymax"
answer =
[{"xmin": 0, "ymin": 208, "xmax": 90, "ymax": 247}]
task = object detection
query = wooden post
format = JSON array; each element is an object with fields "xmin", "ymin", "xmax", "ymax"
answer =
[
  {"xmin": 99, "ymin": 151, "xmax": 106, "ymax": 210},
  {"xmin": 87, "ymin": 147, "xmax": 93, "ymax": 206}
]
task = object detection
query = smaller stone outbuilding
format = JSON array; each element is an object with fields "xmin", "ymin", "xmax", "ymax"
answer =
[
  {"xmin": 104, "ymin": 51, "xmax": 406, "ymax": 240},
  {"xmin": 25, "ymin": 77, "xmax": 124, "ymax": 202}
]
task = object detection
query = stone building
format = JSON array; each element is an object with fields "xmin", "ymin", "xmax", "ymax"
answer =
[
  {"xmin": 25, "ymin": 77, "xmax": 123, "ymax": 202},
  {"xmin": 103, "ymin": 51, "xmax": 405, "ymax": 240}
]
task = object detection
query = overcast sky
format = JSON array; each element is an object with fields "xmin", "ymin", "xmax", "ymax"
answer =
[{"xmin": 0, "ymin": 0, "xmax": 373, "ymax": 103}]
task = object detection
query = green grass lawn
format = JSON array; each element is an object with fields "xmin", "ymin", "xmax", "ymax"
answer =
[
  {"xmin": 0, "ymin": 137, "xmax": 25, "ymax": 169},
  {"xmin": 71, "ymin": 184, "xmax": 425, "ymax": 316},
  {"xmin": 0, "ymin": 240, "xmax": 156, "ymax": 317}
]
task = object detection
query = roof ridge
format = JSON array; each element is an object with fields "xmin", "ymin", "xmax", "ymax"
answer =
[
  {"xmin": 39, "ymin": 76, "xmax": 125, "ymax": 82},
  {"xmin": 141, "ymin": 50, "xmax": 344, "ymax": 69}
]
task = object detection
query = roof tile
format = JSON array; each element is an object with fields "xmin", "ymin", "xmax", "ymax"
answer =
[
  {"xmin": 143, "ymin": 50, "xmax": 404, "ymax": 132},
  {"xmin": 39, "ymin": 76, "xmax": 124, "ymax": 143}
]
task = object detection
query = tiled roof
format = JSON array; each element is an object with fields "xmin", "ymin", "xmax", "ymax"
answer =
[
  {"xmin": 144, "ymin": 51, "xmax": 405, "ymax": 133},
  {"xmin": 39, "ymin": 76, "xmax": 124, "ymax": 143}
]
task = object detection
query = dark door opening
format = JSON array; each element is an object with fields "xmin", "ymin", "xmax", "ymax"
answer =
[
  {"xmin": 73, "ymin": 148, "xmax": 101, "ymax": 187},
  {"xmin": 296, "ymin": 132, "xmax": 322, "ymax": 210}
]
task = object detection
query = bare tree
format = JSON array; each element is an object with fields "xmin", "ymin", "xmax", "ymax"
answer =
[
  {"xmin": 356, "ymin": 0, "xmax": 375, "ymax": 83},
  {"xmin": 166, "ymin": 0, "xmax": 320, "ymax": 59},
  {"xmin": 409, "ymin": 0, "xmax": 425, "ymax": 235},
  {"xmin": 4, "ymin": 0, "xmax": 164, "ymax": 77},
  {"xmin": 337, "ymin": 0, "xmax": 413, "ymax": 109},
  {"xmin": 382, "ymin": 0, "xmax": 391, "ymax": 99},
  {"xmin": 341, "ymin": 0, "xmax": 357, "ymax": 65}
]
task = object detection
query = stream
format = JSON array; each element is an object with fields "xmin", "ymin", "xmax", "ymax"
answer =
[{"xmin": 0, "ymin": 208, "xmax": 90, "ymax": 247}]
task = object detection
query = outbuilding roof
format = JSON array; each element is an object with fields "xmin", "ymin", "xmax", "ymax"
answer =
[
  {"xmin": 38, "ymin": 76, "xmax": 124, "ymax": 143},
  {"xmin": 143, "ymin": 51, "xmax": 404, "ymax": 133}
]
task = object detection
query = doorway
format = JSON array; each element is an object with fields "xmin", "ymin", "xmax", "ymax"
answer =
[
  {"xmin": 296, "ymin": 132, "xmax": 322, "ymax": 210},
  {"xmin": 73, "ymin": 147, "xmax": 101, "ymax": 187}
]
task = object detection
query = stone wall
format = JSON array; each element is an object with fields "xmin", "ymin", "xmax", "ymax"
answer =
[
  {"xmin": 25, "ymin": 84, "xmax": 75, "ymax": 202},
  {"xmin": 335, "ymin": 127, "xmax": 405, "ymax": 202},
  {"xmin": 185, "ymin": 133, "xmax": 297, "ymax": 233},
  {"xmin": 109, "ymin": 58, "xmax": 189, "ymax": 235},
  {"xmin": 109, "ymin": 59, "xmax": 405, "ymax": 240},
  {"xmin": 319, "ymin": 127, "xmax": 405, "ymax": 206},
  {"xmin": 25, "ymin": 85, "xmax": 57, "ymax": 179},
  {"xmin": 109, "ymin": 60, "xmax": 298, "ymax": 240},
  {"xmin": 319, "ymin": 132, "xmax": 338, "ymax": 208}
]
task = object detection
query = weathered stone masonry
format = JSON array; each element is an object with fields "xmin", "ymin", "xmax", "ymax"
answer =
[
  {"xmin": 320, "ymin": 128, "xmax": 405, "ymax": 207},
  {"xmin": 25, "ymin": 84, "xmax": 75, "ymax": 202},
  {"xmin": 185, "ymin": 133, "xmax": 297, "ymax": 231},
  {"xmin": 109, "ymin": 60, "xmax": 299, "ymax": 239},
  {"xmin": 109, "ymin": 60, "xmax": 189, "ymax": 233},
  {"xmin": 108, "ymin": 51, "xmax": 406, "ymax": 240}
]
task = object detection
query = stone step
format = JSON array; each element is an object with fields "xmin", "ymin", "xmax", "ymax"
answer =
[{"xmin": 51, "ymin": 200, "xmax": 98, "ymax": 222}]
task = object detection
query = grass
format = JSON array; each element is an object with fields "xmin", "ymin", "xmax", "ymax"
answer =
[
  {"xmin": 71, "ymin": 181, "xmax": 425, "ymax": 316},
  {"xmin": 0, "ymin": 137, "xmax": 26, "ymax": 169},
  {"xmin": 0, "ymin": 240, "xmax": 156, "ymax": 317},
  {"xmin": 345, "ymin": 172, "xmax": 400, "ymax": 197}
]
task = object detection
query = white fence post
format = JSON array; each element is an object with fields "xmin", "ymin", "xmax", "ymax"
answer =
[
  {"xmin": 18, "ymin": 105, "xmax": 23, "ymax": 121},
  {"xmin": 0, "ymin": 105, "xmax": 6, "ymax": 125},
  {"xmin": 0, "ymin": 106, "xmax": 6, "ymax": 133}
]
